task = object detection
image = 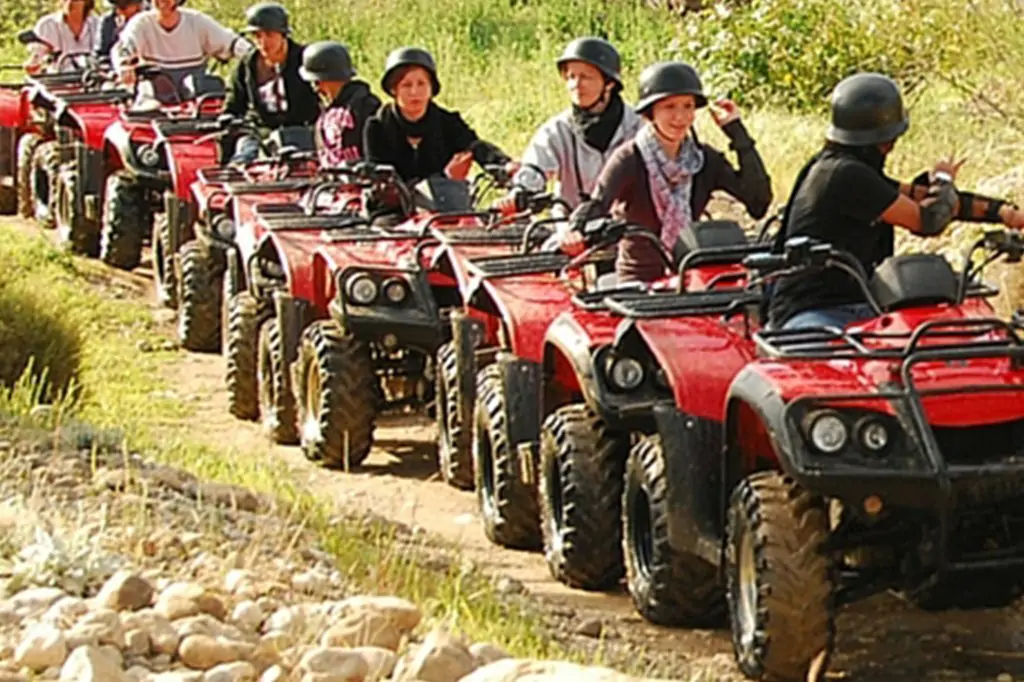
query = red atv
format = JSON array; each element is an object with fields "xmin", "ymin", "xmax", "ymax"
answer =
[
  {"xmin": 666, "ymin": 229, "xmax": 1024, "ymax": 681},
  {"xmin": 453, "ymin": 218, "xmax": 768, "ymax": 572},
  {"xmin": 96, "ymin": 67, "xmax": 226, "ymax": 271}
]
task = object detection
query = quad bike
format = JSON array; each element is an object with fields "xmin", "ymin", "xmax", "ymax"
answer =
[
  {"xmin": 153, "ymin": 116, "xmax": 317, "ymax": 316},
  {"xmin": 267, "ymin": 166, "xmax": 522, "ymax": 466},
  {"xmin": 97, "ymin": 66, "xmax": 227, "ymax": 271},
  {"xmin": 446, "ymin": 217, "xmax": 769, "ymax": 577},
  {"xmin": 619, "ymin": 228, "xmax": 1024, "ymax": 681}
]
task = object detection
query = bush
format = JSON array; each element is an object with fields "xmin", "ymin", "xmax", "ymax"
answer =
[{"xmin": 0, "ymin": 276, "xmax": 82, "ymax": 402}]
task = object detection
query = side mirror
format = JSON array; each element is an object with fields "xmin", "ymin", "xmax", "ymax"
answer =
[{"xmin": 17, "ymin": 30, "xmax": 41, "ymax": 46}]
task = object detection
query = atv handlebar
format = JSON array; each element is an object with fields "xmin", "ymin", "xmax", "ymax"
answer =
[{"xmin": 558, "ymin": 219, "xmax": 672, "ymax": 281}]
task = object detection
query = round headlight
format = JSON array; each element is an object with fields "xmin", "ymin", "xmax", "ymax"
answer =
[
  {"xmin": 858, "ymin": 420, "xmax": 889, "ymax": 453},
  {"xmin": 346, "ymin": 274, "xmax": 378, "ymax": 305},
  {"xmin": 138, "ymin": 144, "xmax": 161, "ymax": 168},
  {"xmin": 609, "ymin": 357, "xmax": 645, "ymax": 391},
  {"xmin": 808, "ymin": 412, "xmax": 848, "ymax": 454},
  {"xmin": 383, "ymin": 278, "xmax": 408, "ymax": 304}
]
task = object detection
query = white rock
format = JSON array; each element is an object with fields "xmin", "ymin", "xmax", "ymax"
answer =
[
  {"xmin": 151, "ymin": 673, "xmax": 203, "ymax": 682},
  {"xmin": 295, "ymin": 647, "xmax": 369, "ymax": 677},
  {"xmin": 319, "ymin": 610, "xmax": 402, "ymax": 651},
  {"xmin": 124, "ymin": 665, "xmax": 152, "ymax": 682},
  {"xmin": 460, "ymin": 659, "xmax": 653, "ymax": 681},
  {"xmin": 121, "ymin": 609, "xmax": 178, "ymax": 655},
  {"xmin": 67, "ymin": 608, "xmax": 124, "ymax": 649},
  {"xmin": 39, "ymin": 597, "xmax": 88, "ymax": 629},
  {"xmin": 14, "ymin": 624, "xmax": 67, "ymax": 671},
  {"xmin": 469, "ymin": 642, "xmax": 511, "ymax": 668},
  {"xmin": 335, "ymin": 596, "xmax": 421, "ymax": 633},
  {"xmin": 96, "ymin": 571, "xmax": 155, "ymax": 612},
  {"xmin": 124, "ymin": 629, "xmax": 150, "ymax": 656},
  {"xmin": 8, "ymin": 588, "xmax": 66, "ymax": 617},
  {"xmin": 258, "ymin": 666, "xmax": 286, "ymax": 682},
  {"xmin": 290, "ymin": 571, "xmax": 327, "ymax": 595},
  {"xmin": 59, "ymin": 645, "xmax": 128, "ymax": 682},
  {"xmin": 230, "ymin": 601, "xmax": 264, "ymax": 633},
  {"xmin": 392, "ymin": 628, "xmax": 474, "ymax": 682},
  {"xmin": 350, "ymin": 646, "xmax": 397, "ymax": 681},
  {"xmin": 154, "ymin": 582, "xmax": 205, "ymax": 621},
  {"xmin": 177, "ymin": 634, "xmax": 240, "ymax": 670},
  {"xmin": 223, "ymin": 571, "xmax": 257, "ymax": 598},
  {"xmin": 203, "ymin": 662, "xmax": 257, "ymax": 682}
]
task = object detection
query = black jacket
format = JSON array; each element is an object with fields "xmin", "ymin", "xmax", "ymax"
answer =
[
  {"xmin": 94, "ymin": 11, "xmax": 120, "ymax": 58},
  {"xmin": 363, "ymin": 102, "xmax": 510, "ymax": 183},
  {"xmin": 315, "ymin": 80, "xmax": 381, "ymax": 165},
  {"xmin": 224, "ymin": 39, "xmax": 319, "ymax": 130}
]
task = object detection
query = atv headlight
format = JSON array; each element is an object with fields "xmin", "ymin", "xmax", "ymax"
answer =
[
  {"xmin": 382, "ymin": 278, "xmax": 408, "ymax": 305},
  {"xmin": 807, "ymin": 411, "xmax": 848, "ymax": 454},
  {"xmin": 857, "ymin": 419, "xmax": 890, "ymax": 454},
  {"xmin": 608, "ymin": 356, "xmax": 645, "ymax": 391},
  {"xmin": 346, "ymin": 274, "xmax": 378, "ymax": 305},
  {"xmin": 138, "ymin": 144, "xmax": 161, "ymax": 168}
]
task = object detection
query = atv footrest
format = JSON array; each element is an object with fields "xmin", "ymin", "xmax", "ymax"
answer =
[
  {"xmin": 153, "ymin": 119, "xmax": 224, "ymax": 137},
  {"xmin": 435, "ymin": 225, "xmax": 529, "ymax": 245},
  {"xmin": 603, "ymin": 289, "xmax": 760, "ymax": 318},
  {"xmin": 260, "ymin": 213, "xmax": 370, "ymax": 231},
  {"xmin": 571, "ymin": 284, "xmax": 648, "ymax": 311},
  {"xmin": 466, "ymin": 252, "xmax": 570, "ymax": 279}
]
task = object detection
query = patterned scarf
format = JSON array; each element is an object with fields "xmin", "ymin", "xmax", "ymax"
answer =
[{"xmin": 635, "ymin": 122, "xmax": 705, "ymax": 249}]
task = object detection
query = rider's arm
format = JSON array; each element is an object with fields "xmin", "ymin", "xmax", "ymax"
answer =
[
  {"xmin": 900, "ymin": 169, "xmax": 1017, "ymax": 224},
  {"xmin": 444, "ymin": 110, "xmax": 511, "ymax": 168},
  {"xmin": 111, "ymin": 16, "xmax": 142, "ymax": 78},
  {"xmin": 707, "ymin": 120, "xmax": 773, "ymax": 219},
  {"xmin": 512, "ymin": 120, "xmax": 562, "ymax": 189},
  {"xmin": 352, "ymin": 92, "xmax": 383, "ymax": 157},
  {"xmin": 195, "ymin": 12, "xmax": 250, "ymax": 62},
  {"xmin": 362, "ymin": 115, "xmax": 391, "ymax": 166},
  {"xmin": 24, "ymin": 15, "xmax": 59, "ymax": 73},
  {"xmin": 881, "ymin": 173, "xmax": 959, "ymax": 237},
  {"xmin": 222, "ymin": 59, "xmax": 249, "ymax": 118}
]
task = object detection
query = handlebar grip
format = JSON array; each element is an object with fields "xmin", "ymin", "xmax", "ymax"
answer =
[{"xmin": 743, "ymin": 252, "xmax": 788, "ymax": 271}]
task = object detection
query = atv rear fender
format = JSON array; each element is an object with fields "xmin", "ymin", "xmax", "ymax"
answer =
[{"xmin": 652, "ymin": 403, "xmax": 727, "ymax": 568}]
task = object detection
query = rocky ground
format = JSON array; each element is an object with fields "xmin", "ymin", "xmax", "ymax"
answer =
[{"xmin": 0, "ymin": 418, "xmax": 714, "ymax": 682}]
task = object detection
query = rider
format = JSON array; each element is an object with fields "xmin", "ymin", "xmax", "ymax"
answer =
[
  {"xmin": 560, "ymin": 61, "xmax": 772, "ymax": 284},
  {"xmin": 767, "ymin": 72, "xmax": 1024, "ymax": 331},
  {"xmin": 94, "ymin": 0, "xmax": 144, "ymax": 59},
  {"xmin": 363, "ymin": 46, "xmax": 514, "ymax": 185},
  {"xmin": 495, "ymin": 37, "xmax": 641, "ymax": 215},
  {"xmin": 223, "ymin": 2, "xmax": 319, "ymax": 164},
  {"xmin": 24, "ymin": 0, "xmax": 100, "ymax": 74},
  {"xmin": 299, "ymin": 41, "xmax": 381, "ymax": 167},
  {"xmin": 111, "ymin": 0, "xmax": 250, "ymax": 97}
]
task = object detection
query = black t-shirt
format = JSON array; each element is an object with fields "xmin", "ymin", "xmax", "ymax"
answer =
[{"xmin": 768, "ymin": 148, "xmax": 901, "ymax": 326}]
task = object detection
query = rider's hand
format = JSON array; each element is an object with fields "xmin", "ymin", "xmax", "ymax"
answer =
[
  {"xmin": 558, "ymin": 229, "xmax": 586, "ymax": 256},
  {"xmin": 493, "ymin": 193, "xmax": 519, "ymax": 216},
  {"xmin": 999, "ymin": 204, "xmax": 1024, "ymax": 229},
  {"xmin": 709, "ymin": 98, "xmax": 741, "ymax": 128},
  {"xmin": 504, "ymin": 160, "xmax": 521, "ymax": 177},
  {"xmin": 445, "ymin": 151, "xmax": 473, "ymax": 181},
  {"xmin": 120, "ymin": 68, "xmax": 137, "ymax": 87},
  {"xmin": 931, "ymin": 156, "xmax": 966, "ymax": 182}
]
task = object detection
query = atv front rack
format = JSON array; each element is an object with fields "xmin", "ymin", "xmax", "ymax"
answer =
[
  {"xmin": 465, "ymin": 252, "xmax": 571, "ymax": 279},
  {"xmin": 434, "ymin": 225, "xmax": 530, "ymax": 245},
  {"xmin": 601, "ymin": 288, "xmax": 761, "ymax": 318},
  {"xmin": 153, "ymin": 118, "xmax": 223, "ymax": 137}
]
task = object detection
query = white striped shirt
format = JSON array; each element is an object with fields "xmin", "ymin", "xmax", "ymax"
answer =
[
  {"xmin": 112, "ymin": 9, "xmax": 247, "ymax": 76},
  {"xmin": 26, "ymin": 12, "xmax": 100, "ymax": 71}
]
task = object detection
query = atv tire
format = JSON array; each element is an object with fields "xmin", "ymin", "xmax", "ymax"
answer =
[
  {"xmin": 293, "ymin": 319, "xmax": 377, "ymax": 468},
  {"xmin": 100, "ymin": 171, "xmax": 148, "ymax": 270},
  {"xmin": 257, "ymin": 315, "xmax": 299, "ymax": 445},
  {"xmin": 623, "ymin": 435, "xmax": 725, "ymax": 626},
  {"xmin": 539, "ymin": 404, "xmax": 628, "ymax": 590},
  {"xmin": 30, "ymin": 140, "xmax": 59, "ymax": 229},
  {"xmin": 726, "ymin": 471, "xmax": 834, "ymax": 682},
  {"xmin": 55, "ymin": 164, "xmax": 100, "ymax": 257},
  {"xmin": 225, "ymin": 291, "xmax": 263, "ymax": 421},
  {"xmin": 436, "ymin": 341, "xmax": 473, "ymax": 489},
  {"xmin": 177, "ymin": 240, "xmax": 221, "ymax": 352},
  {"xmin": 473, "ymin": 364, "xmax": 541, "ymax": 549},
  {"xmin": 152, "ymin": 214, "xmax": 177, "ymax": 308},
  {"xmin": 16, "ymin": 133, "xmax": 42, "ymax": 219}
]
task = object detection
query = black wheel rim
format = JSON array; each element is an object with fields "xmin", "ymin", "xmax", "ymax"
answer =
[{"xmin": 627, "ymin": 482, "xmax": 654, "ymax": 580}]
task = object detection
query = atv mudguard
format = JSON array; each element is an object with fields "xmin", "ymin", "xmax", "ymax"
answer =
[{"xmin": 103, "ymin": 119, "xmax": 168, "ymax": 186}]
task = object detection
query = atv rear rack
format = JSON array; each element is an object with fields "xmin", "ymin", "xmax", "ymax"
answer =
[
  {"xmin": 603, "ymin": 288, "xmax": 761, "ymax": 318},
  {"xmin": 153, "ymin": 118, "xmax": 223, "ymax": 137}
]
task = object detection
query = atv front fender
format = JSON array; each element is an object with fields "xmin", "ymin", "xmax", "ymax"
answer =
[
  {"xmin": 451, "ymin": 310, "xmax": 484, "ymax": 427},
  {"xmin": 104, "ymin": 122, "xmax": 168, "ymax": 186}
]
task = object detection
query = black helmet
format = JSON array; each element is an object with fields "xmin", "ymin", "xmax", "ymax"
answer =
[
  {"xmin": 299, "ymin": 41, "xmax": 355, "ymax": 83},
  {"xmin": 826, "ymin": 72, "xmax": 908, "ymax": 146},
  {"xmin": 242, "ymin": 2, "xmax": 289, "ymax": 34},
  {"xmin": 108, "ymin": 0, "xmax": 142, "ymax": 8},
  {"xmin": 635, "ymin": 62, "xmax": 707, "ymax": 115},
  {"xmin": 381, "ymin": 46, "xmax": 440, "ymax": 96},
  {"xmin": 555, "ymin": 37, "xmax": 621, "ymax": 86}
]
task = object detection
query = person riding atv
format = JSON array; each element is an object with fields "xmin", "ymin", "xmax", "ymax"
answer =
[
  {"xmin": 111, "ymin": 0, "xmax": 250, "ymax": 99},
  {"xmin": 94, "ymin": 0, "xmax": 145, "ymax": 59},
  {"xmin": 559, "ymin": 61, "xmax": 773, "ymax": 285},
  {"xmin": 494, "ymin": 37, "xmax": 641, "ymax": 215},
  {"xmin": 24, "ymin": 0, "xmax": 101, "ymax": 75},
  {"xmin": 363, "ymin": 46, "xmax": 514, "ymax": 185},
  {"xmin": 222, "ymin": 2, "xmax": 319, "ymax": 165},
  {"xmin": 767, "ymin": 72, "xmax": 1024, "ymax": 331},
  {"xmin": 299, "ymin": 41, "xmax": 380, "ymax": 167}
]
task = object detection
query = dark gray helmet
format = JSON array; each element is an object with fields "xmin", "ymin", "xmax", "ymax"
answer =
[
  {"xmin": 826, "ymin": 72, "xmax": 909, "ymax": 146},
  {"xmin": 243, "ymin": 3, "xmax": 289, "ymax": 34},
  {"xmin": 635, "ymin": 61, "xmax": 707, "ymax": 115},
  {"xmin": 299, "ymin": 41, "xmax": 355, "ymax": 83},
  {"xmin": 381, "ymin": 46, "xmax": 440, "ymax": 96},
  {"xmin": 556, "ymin": 37, "xmax": 621, "ymax": 86},
  {"xmin": 108, "ymin": 0, "xmax": 142, "ymax": 8}
]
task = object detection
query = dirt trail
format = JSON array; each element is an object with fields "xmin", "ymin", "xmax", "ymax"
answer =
[{"xmin": 11, "ymin": 217, "xmax": 1024, "ymax": 681}]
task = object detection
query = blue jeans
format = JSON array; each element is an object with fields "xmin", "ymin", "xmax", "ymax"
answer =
[
  {"xmin": 781, "ymin": 303, "xmax": 876, "ymax": 330},
  {"xmin": 230, "ymin": 135, "xmax": 262, "ymax": 165}
]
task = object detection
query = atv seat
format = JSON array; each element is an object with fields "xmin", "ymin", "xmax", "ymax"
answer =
[
  {"xmin": 265, "ymin": 126, "xmax": 315, "ymax": 155},
  {"xmin": 413, "ymin": 176, "xmax": 472, "ymax": 214},
  {"xmin": 673, "ymin": 219, "xmax": 748, "ymax": 260},
  {"xmin": 869, "ymin": 254, "xmax": 959, "ymax": 311}
]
